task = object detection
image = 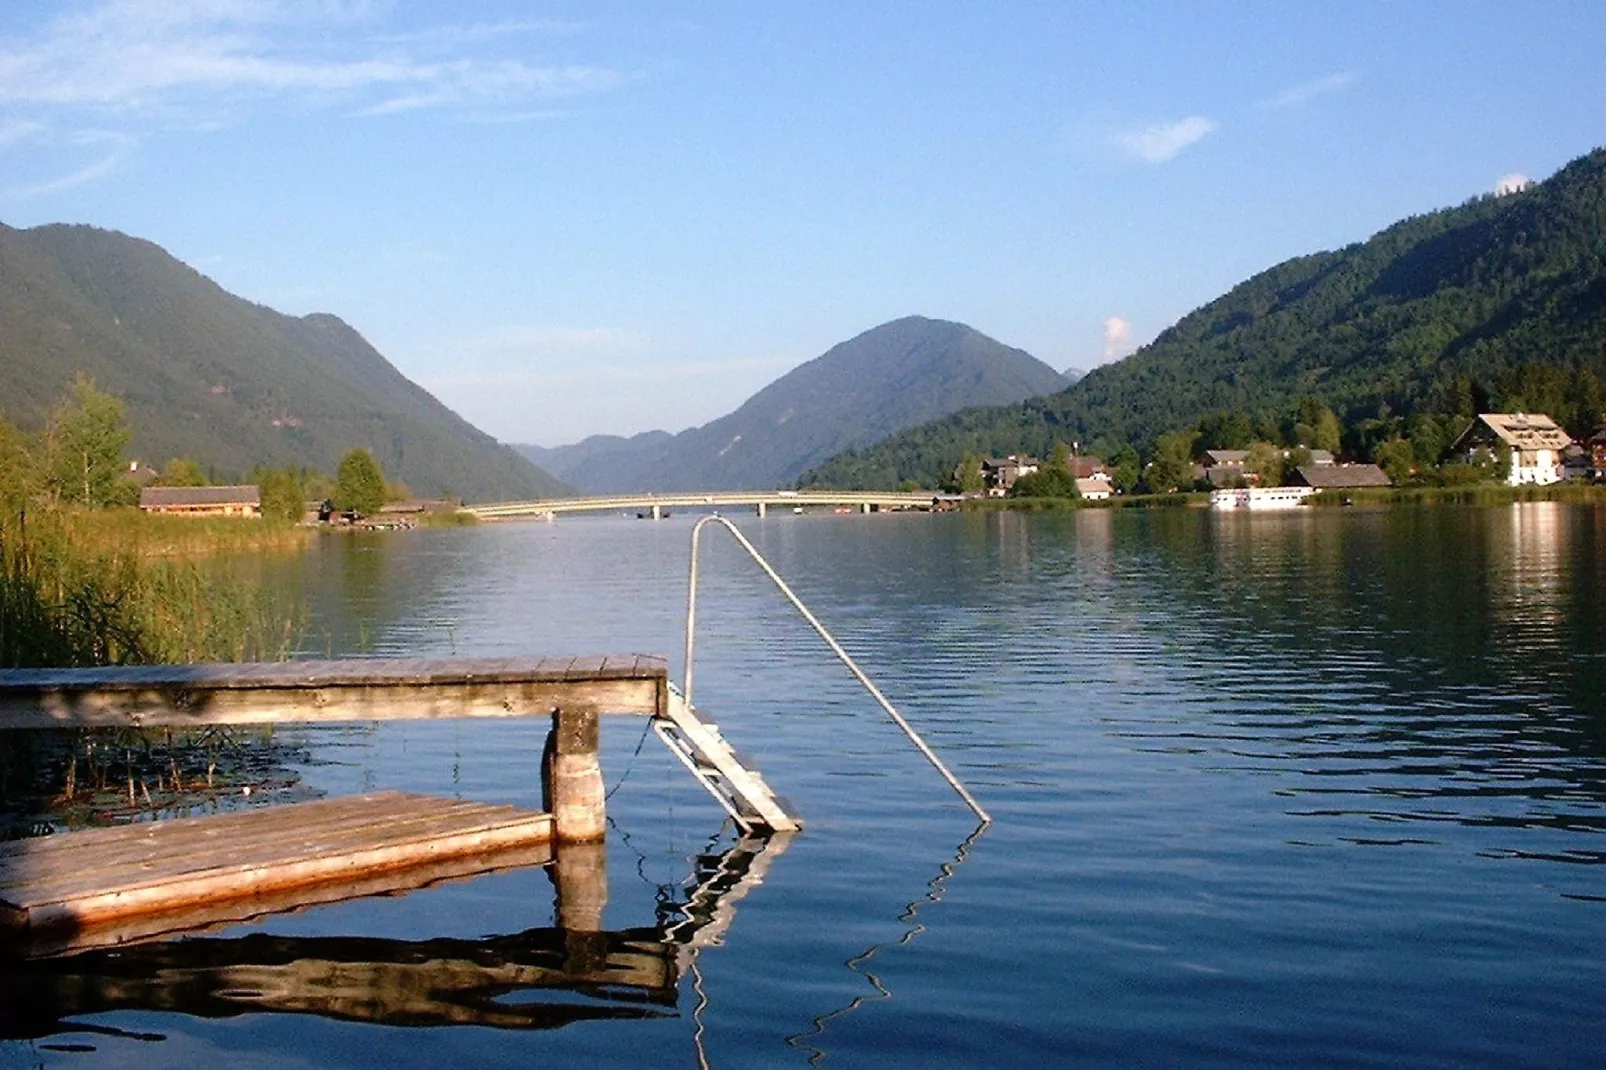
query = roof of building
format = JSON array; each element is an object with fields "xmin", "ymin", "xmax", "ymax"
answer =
[
  {"xmin": 1291, "ymin": 464, "xmax": 1392, "ymax": 489},
  {"xmin": 1075, "ymin": 477, "xmax": 1111, "ymax": 496},
  {"xmin": 1201, "ymin": 449, "xmax": 1249, "ymax": 465},
  {"xmin": 982, "ymin": 455, "xmax": 1038, "ymax": 469},
  {"xmin": 139, "ymin": 485, "xmax": 262, "ymax": 508},
  {"xmin": 1069, "ymin": 457, "xmax": 1107, "ymax": 478},
  {"xmin": 1462, "ymin": 413, "xmax": 1573, "ymax": 452}
]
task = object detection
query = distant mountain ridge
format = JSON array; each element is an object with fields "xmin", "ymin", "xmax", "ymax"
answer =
[
  {"xmin": 0, "ymin": 223, "xmax": 567, "ymax": 502},
  {"xmin": 802, "ymin": 147, "xmax": 1606, "ymax": 489},
  {"xmin": 517, "ymin": 316, "xmax": 1066, "ymax": 492}
]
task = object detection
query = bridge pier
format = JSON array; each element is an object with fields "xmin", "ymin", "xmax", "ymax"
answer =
[
  {"xmin": 755, "ymin": 502, "xmax": 767, "ymax": 518},
  {"xmin": 861, "ymin": 502, "xmax": 872, "ymax": 514},
  {"xmin": 650, "ymin": 503, "xmax": 662, "ymax": 521}
]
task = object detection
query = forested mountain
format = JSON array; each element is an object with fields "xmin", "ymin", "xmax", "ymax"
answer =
[
  {"xmin": 0, "ymin": 223, "xmax": 567, "ymax": 502},
  {"xmin": 803, "ymin": 147, "xmax": 1606, "ymax": 489},
  {"xmin": 515, "ymin": 316, "xmax": 1067, "ymax": 492}
]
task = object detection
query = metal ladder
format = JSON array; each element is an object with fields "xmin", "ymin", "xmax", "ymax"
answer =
[
  {"xmin": 651, "ymin": 514, "xmax": 990, "ymax": 835},
  {"xmin": 654, "ymin": 685, "xmax": 801, "ymax": 833}
]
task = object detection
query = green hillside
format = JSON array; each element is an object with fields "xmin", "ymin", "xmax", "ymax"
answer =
[
  {"xmin": 519, "ymin": 316, "xmax": 1067, "ymax": 492},
  {"xmin": 0, "ymin": 223, "xmax": 568, "ymax": 503},
  {"xmin": 803, "ymin": 148, "xmax": 1606, "ymax": 489}
]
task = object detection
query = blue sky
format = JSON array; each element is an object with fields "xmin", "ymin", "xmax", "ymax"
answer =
[{"xmin": 1, "ymin": 2, "xmax": 1602, "ymax": 447}]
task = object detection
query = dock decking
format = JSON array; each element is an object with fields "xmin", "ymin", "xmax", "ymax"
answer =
[{"xmin": 0, "ymin": 792, "xmax": 556, "ymax": 954}]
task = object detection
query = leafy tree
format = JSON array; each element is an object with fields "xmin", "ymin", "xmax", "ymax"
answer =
[
  {"xmin": 160, "ymin": 458, "xmax": 209, "ymax": 487},
  {"xmin": 1407, "ymin": 413, "xmax": 1453, "ymax": 467},
  {"xmin": 1108, "ymin": 444, "xmax": 1141, "ymax": 494},
  {"xmin": 0, "ymin": 416, "xmax": 35, "ymax": 518},
  {"xmin": 1374, "ymin": 438, "xmax": 1416, "ymax": 485},
  {"xmin": 256, "ymin": 467, "xmax": 306, "ymax": 523},
  {"xmin": 1145, "ymin": 431, "xmax": 1199, "ymax": 493},
  {"xmin": 335, "ymin": 448, "xmax": 386, "ymax": 516},
  {"xmin": 942, "ymin": 453, "xmax": 985, "ymax": 495},
  {"xmin": 1294, "ymin": 397, "xmax": 1343, "ymax": 454},
  {"xmin": 42, "ymin": 374, "xmax": 132, "ymax": 507},
  {"xmin": 1049, "ymin": 440, "xmax": 1073, "ymax": 470},
  {"xmin": 1009, "ymin": 466, "xmax": 1080, "ymax": 499},
  {"xmin": 1243, "ymin": 441, "xmax": 1285, "ymax": 486},
  {"xmin": 1198, "ymin": 410, "xmax": 1254, "ymax": 450}
]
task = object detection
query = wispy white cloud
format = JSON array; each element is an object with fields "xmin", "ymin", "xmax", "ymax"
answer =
[
  {"xmin": 0, "ymin": 118, "xmax": 45, "ymax": 149},
  {"xmin": 0, "ymin": 1, "xmax": 621, "ymax": 115},
  {"xmin": 1115, "ymin": 116, "xmax": 1217, "ymax": 163},
  {"xmin": 1, "ymin": 128, "xmax": 136, "ymax": 198},
  {"xmin": 1262, "ymin": 71, "xmax": 1359, "ymax": 109},
  {"xmin": 374, "ymin": 20, "xmax": 587, "ymax": 50}
]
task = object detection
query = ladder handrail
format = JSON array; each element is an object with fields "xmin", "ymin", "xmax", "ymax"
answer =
[{"xmin": 683, "ymin": 514, "xmax": 992, "ymax": 825}]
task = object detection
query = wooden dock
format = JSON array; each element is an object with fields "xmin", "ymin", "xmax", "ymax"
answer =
[
  {"xmin": 0, "ymin": 654, "xmax": 676, "ymax": 955},
  {"xmin": 0, "ymin": 654, "xmax": 667, "ymax": 729}
]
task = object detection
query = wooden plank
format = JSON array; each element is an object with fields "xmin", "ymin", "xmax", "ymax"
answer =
[
  {"xmin": 3, "ymin": 804, "xmax": 553, "ymax": 911},
  {"xmin": 0, "ymin": 797, "xmax": 534, "ymax": 895},
  {"xmin": 0, "ymin": 654, "xmax": 667, "ymax": 692},
  {"xmin": 4, "ymin": 845, "xmax": 557, "ymax": 959},
  {"xmin": 0, "ymin": 793, "xmax": 556, "ymax": 935},
  {"xmin": 0, "ymin": 675, "xmax": 663, "ymax": 730},
  {"xmin": 7, "ymin": 806, "xmax": 551, "ymax": 906}
]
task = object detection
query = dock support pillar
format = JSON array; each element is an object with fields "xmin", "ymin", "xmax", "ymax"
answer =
[
  {"xmin": 861, "ymin": 502, "xmax": 872, "ymax": 514},
  {"xmin": 544, "ymin": 706, "xmax": 605, "ymax": 843},
  {"xmin": 756, "ymin": 501, "xmax": 767, "ymax": 518},
  {"xmin": 651, "ymin": 503, "xmax": 662, "ymax": 521}
]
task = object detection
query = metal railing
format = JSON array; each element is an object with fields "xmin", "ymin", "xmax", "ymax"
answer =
[{"xmin": 683, "ymin": 515, "xmax": 991, "ymax": 825}]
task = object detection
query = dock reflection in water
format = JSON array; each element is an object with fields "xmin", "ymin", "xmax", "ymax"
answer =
[{"xmin": 0, "ymin": 833, "xmax": 791, "ymax": 1040}]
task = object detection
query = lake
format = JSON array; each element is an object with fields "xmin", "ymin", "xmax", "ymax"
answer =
[{"xmin": 4, "ymin": 503, "xmax": 1606, "ymax": 1067}]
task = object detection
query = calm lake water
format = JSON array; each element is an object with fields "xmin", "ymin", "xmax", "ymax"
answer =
[{"xmin": 5, "ymin": 503, "xmax": 1606, "ymax": 1067}]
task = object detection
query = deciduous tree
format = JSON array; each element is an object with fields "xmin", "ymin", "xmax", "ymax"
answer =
[
  {"xmin": 335, "ymin": 448, "xmax": 386, "ymax": 516},
  {"xmin": 43, "ymin": 375, "xmax": 131, "ymax": 507}
]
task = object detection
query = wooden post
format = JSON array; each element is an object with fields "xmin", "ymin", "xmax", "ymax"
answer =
[{"xmin": 543, "ymin": 707, "xmax": 605, "ymax": 842}]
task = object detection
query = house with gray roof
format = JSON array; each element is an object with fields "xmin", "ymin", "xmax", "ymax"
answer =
[{"xmin": 139, "ymin": 485, "xmax": 262, "ymax": 518}]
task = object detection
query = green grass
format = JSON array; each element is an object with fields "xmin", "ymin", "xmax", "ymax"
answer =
[
  {"xmin": 1, "ymin": 508, "xmax": 304, "ymax": 669},
  {"xmin": 1305, "ymin": 481, "xmax": 1606, "ymax": 507}
]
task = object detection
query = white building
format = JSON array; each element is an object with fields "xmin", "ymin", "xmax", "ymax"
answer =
[{"xmin": 1450, "ymin": 413, "xmax": 1572, "ymax": 486}]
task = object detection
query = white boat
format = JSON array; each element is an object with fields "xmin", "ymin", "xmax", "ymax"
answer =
[{"xmin": 1209, "ymin": 486, "xmax": 1317, "ymax": 510}]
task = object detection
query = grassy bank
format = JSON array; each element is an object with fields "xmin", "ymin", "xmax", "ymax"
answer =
[
  {"xmin": 1305, "ymin": 482, "xmax": 1606, "ymax": 507},
  {"xmin": 63, "ymin": 507, "xmax": 313, "ymax": 558},
  {"xmin": 1, "ymin": 508, "xmax": 304, "ymax": 669}
]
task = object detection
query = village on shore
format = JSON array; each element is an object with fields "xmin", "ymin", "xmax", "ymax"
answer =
[{"xmin": 957, "ymin": 411, "xmax": 1602, "ymax": 509}]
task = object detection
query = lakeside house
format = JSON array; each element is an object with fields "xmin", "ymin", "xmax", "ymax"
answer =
[
  {"xmin": 1288, "ymin": 463, "xmax": 1391, "ymax": 489},
  {"xmin": 1076, "ymin": 476, "xmax": 1112, "ymax": 500},
  {"xmin": 982, "ymin": 455, "xmax": 1039, "ymax": 496},
  {"xmin": 1587, "ymin": 426, "xmax": 1606, "ymax": 481},
  {"xmin": 1200, "ymin": 447, "xmax": 1334, "ymax": 486},
  {"xmin": 139, "ymin": 485, "xmax": 262, "ymax": 518},
  {"xmin": 1450, "ymin": 413, "xmax": 1571, "ymax": 486}
]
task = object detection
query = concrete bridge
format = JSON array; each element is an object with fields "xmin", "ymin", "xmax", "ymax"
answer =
[{"xmin": 465, "ymin": 490, "xmax": 945, "ymax": 521}]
